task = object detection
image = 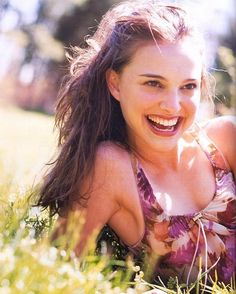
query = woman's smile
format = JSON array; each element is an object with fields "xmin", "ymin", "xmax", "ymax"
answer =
[{"xmin": 146, "ymin": 115, "xmax": 182, "ymax": 137}]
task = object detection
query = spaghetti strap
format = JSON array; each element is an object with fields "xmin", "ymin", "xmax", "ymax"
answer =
[
  {"xmin": 130, "ymin": 152, "xmax": 139, "ymax": 176},
  {"xmin": 190, "ymin": 123, "xmax": 230, "ymax": 172}
]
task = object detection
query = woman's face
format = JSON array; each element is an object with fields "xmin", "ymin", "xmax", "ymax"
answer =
[{"xmin": 107, "ymin": 39, "xmax": 203, "ymax": 153}]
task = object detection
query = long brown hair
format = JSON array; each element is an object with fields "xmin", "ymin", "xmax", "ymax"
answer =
[{"xmin": 37, "ymin": 0, "xmax": 212, "ymax": 216}]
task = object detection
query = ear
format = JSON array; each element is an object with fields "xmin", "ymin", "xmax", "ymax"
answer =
[{"xmin": 106, "ymin": 69, "xmax": 120, "ymax": 101}]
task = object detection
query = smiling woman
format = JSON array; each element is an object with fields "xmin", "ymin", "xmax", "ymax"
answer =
[{"xmin": 36, "ymin": 0, "xmax": 236, "ymax": 290}]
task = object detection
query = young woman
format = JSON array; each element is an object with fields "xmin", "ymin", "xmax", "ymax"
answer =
[{"xmin": 37, "ymin": 0, "xmax": 236, "ymax": 286}]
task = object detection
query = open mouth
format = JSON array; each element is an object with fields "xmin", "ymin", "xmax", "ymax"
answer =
[{"xmin": 146, "ymin": 115, "xmax": 182, "ymax": 135}]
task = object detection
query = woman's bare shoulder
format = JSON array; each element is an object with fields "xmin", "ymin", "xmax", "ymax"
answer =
[
  {"xmin": 95, "ymin": 141, "xmax": 140, "ymax": 206},
  {"xmin": 203, "ymin": 115, "xmax": 236, "ymax": 173},
  {"xmin": 203, "ymin": 115, "xmax": 235, "ymax": 128},
  {"xmin": 203, "ymin": 115, "xmax": 236, "ymax": 142},
  {"xmin": 87, "ymin": 141, "xmax": 134, "ymax": 196},
  {"xmin": 96, "ymin": 141, "xmax": 130, "ymax": 162},
  {"xmin": 95, "ymin": 141, "xmax": 133, "ymax": 178}
]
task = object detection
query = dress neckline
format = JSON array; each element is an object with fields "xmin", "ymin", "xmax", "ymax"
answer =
[{"xmin": 133, "ymin": 124, "xmax": 231, "ymax": 218}]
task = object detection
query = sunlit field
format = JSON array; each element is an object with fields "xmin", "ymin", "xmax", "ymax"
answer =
[
  {"xmin": 0, "ymin": 106, "xmax": 235, "ymax": 293},
  {"xmin": 0, "ymin": 105, "xmax": 56, "ymax": 190}
]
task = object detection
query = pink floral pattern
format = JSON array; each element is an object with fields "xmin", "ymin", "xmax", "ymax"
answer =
[{"xmin": 134, "ymin": 128, "xmax": 236, "ymax": 284}]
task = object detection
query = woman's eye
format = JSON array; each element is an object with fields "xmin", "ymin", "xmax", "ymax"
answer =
[
  {"xmin": 182, "ymin": 83, "xmax": 197, "ymax": 90},
  {"xmin": 145, "ymin": 80, "xmax": 162, "ymax": 88}
]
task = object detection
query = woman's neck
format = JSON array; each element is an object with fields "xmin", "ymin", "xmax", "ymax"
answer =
[{"xmin": 130, "ymin": 134, "xmax": 196, "ymax": 173}]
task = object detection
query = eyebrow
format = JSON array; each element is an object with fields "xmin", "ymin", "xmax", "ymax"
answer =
[
  {"xmin": 139, "ymin": 74, "xmax": 167, "ymax": 80},
  {"xmin": 139, "ymin": 74, "xmax": 199, "ymax": 83}
]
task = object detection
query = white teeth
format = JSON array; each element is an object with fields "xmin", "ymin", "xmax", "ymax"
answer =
[{"xmin": 147, "ymin": 115, "xmax": 178, "ymax": 126}]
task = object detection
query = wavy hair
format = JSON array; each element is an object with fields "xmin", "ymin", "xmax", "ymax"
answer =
[{"xmin": 37, "ymin": 0, "xmax": 212, "ymax": 216}]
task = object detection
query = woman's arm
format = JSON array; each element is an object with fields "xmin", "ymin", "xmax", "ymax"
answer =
[{"xmin": 53, "ymin": 142, "xmax": 144, "ymax": 256}]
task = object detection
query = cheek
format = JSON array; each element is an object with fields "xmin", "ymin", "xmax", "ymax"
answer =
[
  {"xmin": 119, "ymin": 99, "xmax": 140, "ymax": 122},
  {"xmin": 186, "ymin": 93, "xmax": 201, "ymax": 112},
  {"xmin": 118, "ymin": 96, "xmax": 146, "ymax": 130},
  {"xmin": 119, "ymin": 90, "xmax": 147, "ymax": 113}
]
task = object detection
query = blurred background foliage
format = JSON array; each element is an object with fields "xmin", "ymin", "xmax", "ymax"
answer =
[
  {"xmin": 0, "ymin": 0, "xmax": 235, "ymax": 115},
  {"xmin": 0, "ymin": 0, "xmax": 120, "ymax": 113}
]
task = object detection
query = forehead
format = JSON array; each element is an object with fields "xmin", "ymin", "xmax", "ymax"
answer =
[{"xmin": 124, "ymin": 39, "xmax": 203, "ymax": 79}]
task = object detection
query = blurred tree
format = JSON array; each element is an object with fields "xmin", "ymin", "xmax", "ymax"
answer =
[
  {"xmin": 213, "ymin": 19, "xmax": 236, "ymax": 115},
  {"xmin": 0, "ymin": 0, "xmax": 120, "ymax": 113}
]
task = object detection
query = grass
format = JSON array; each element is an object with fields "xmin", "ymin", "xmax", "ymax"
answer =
[
  {"xmin": 0, "ymin": 105, "xmax": 235, "ymax": 293},
  {"xmin": 0, "ymin": 105, "xmax": 144, "ymax": 293}
]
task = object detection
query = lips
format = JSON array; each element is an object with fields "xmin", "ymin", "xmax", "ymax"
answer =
[{"xmin": 146, "ymin": 115, "xmax": 182, "ymax": 136}]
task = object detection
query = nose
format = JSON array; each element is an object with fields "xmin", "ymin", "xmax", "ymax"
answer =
[{"xmin": 159, "ymin": 90, "xmax": 181, "ymax": 114}]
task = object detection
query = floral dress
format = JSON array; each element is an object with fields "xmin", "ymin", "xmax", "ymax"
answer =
[{"xmin": 132, "ymin": 126, "xmax": 236, "ymax": 285}]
